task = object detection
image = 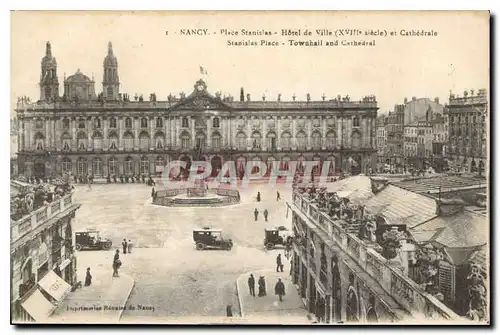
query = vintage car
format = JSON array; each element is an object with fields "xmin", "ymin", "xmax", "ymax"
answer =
[
  {"xmin": 264, "ymin": 226, "xmax": 292, "ymax": 250},
  {"xmin": 75, "ymin": 229, "xmax": 112, "ymax": 251},
  {"xmin": 193, "ymin": 227, "xmax": 233, "ymax": 251}
]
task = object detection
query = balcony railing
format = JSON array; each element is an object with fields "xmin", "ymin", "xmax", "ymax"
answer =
[
  {"xmin": 291, "ymin": 195, "xmax": 459, "ymax": 320},
  {"xmin": 11, "ymin": 193, "xmax": 74, "ymax": 245}
]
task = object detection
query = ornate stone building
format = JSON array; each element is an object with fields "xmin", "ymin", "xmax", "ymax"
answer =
[
  {"xmin": 16, "ymin": 42, "xmax": 378, "ymax": 179},
  {"xmin": 446, "ymin": 89, "xmax": 488, "ymax": 174}
]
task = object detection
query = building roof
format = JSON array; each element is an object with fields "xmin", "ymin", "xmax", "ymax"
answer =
[
  {"xmin": 65, "ymin": 69, "xmax": 92, "ymax": 83},
  {"xmin": 413, "ymin": 210, "xmax": 487, "ymax": 249},
  {"xmin": 391, "ymin": 175, "xmax": 487, "ymax": 194}
]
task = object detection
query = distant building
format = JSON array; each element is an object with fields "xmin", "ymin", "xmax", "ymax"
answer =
[
  {"xmin": 375, "ymin": 115, "xmax": 387, "ymax": 168},
  {"xmin": 11, "ymin": 117, "xmax": 19, "ymax": 176},
  {"xmin": 403, "ymin": 124, "xmax": 418, "ymax": 168},
  {"xmin": 385, "ymin": 105, "xmax": 404, "ymax": 171},
  {"xmin": 403, "ymin": 96, "xmax": 444, "ymax": 125},
  {"xmin": 446, "ymin": 89, "xmax": 488, "ymax": 174}
]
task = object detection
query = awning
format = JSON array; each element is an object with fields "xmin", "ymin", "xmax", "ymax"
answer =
[
  {"xmin": 21, "ymin": 288, "xmax": 56, "ymax": 322},
  {"xmin": 38, "ymin": 270, "xmax": 71, "ymax": 302}
]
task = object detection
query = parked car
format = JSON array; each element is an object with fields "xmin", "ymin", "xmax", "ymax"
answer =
[
  {"xmin": 75, "ymin": 230, "xmax": 112, "ymax": 251},
  {"xmin": 193, "ymin": 227, "xmax": 233, "ymax": 251},
  {"xmin": 264, "ymin": 226, "xmax": 292, "ymax": 250}
]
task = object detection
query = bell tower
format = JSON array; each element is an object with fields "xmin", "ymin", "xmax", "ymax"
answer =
[
  {"xmin": 102, "ymin": 41, "xmax": 120, "ymax": 101},
  {"xmin": 39, "ymin": 41, "xmax": 59, "ymax": 101}
]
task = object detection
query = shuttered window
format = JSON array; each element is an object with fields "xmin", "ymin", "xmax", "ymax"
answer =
[{"xmin": 438, "ymin": 261, "xmax": 454, "ymax": 302}]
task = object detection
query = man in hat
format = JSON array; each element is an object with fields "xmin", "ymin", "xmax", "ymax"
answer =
[
  {"xmin": 122, "ymin": 238, "xmax": 128, "ymax": 254},
  {"xmin": 254, "ymin": 208, "xmax": 259, "ymax": 221},
  {"xmin": 248, "ymin": 274, "xmax": 255, "ymax": 297},
  {"xmin": 275, "ymin": 278, "xmax": 286, "ymax": 302},
  {"xmin": 263, "ymin": 209, "xmax": 269, "ymax": 222},
  {"xmin": 276, "ymin": 253, "xmax": 283, "ymax": 272}
]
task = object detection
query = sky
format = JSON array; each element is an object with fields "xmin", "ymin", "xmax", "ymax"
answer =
[{"xmin": 10, "ymin": 11, "xmax": 489, "ymax": 116}]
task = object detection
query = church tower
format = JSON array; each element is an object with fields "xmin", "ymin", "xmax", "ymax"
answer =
[
  {"xmin": 39, "ymin": 41, "xmax": 59, "ymax": 101},
  {"xmin": 102, "ymin": 42, "xmax": 120, "ymax": 101}
]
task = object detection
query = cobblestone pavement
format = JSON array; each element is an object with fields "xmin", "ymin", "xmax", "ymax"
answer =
[{"xmin": 72, "ymin": 182, "xmax": 294, "ymax": 321}]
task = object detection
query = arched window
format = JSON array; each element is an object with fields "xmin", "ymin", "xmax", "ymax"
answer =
[
  {"xmin": 109, "ymin": 132, "xmax": 118, "ymax": 150},
  {"xmin": 266, "ymin": 132, "xmax": 276, "ymax": 150},
  {"xmin": 61, "ymin": 157, "xmax": 72, "ymax": 174},
  {"xmin": 311, "ymin": 131, "xmax": 322, "ymax": 149},
  {"xmin": 109, "ymin": 117, "xmax": 117, "ymax": 128},
  {"xmin": 141, "ymin": 118, "xmax": 148, "ymax": 128},
  {"xmin": 182, "ymin": 117, "xmax": 189, "ymax": 128},
  {"xmin": 123, "ymin": 132, "xmax": 134, "ymax": 151},
  {"xmin": 139, "ymin": 132, "xmax": 150, "ymax": 151},
  {"xmin": 93, "ymin": 158, "xmax": 103, "ymax": 176},
  {"xmin": 156, "ymin": 117, "xmax": 163, "ymax": 128},
  {"xmin": 346, "ymin": 288, "xmax": 359, "ymax": 322},
  {"xmin": 77, "ymin": 158, "xmax": 88, "ymax": 176},
  {"xmin": 155, "ymin": 132, "xmax": 165, "ymax": 149},
  {"xmin": 108, "ymin": 157, "xmax": 118, "ymax": 176},
  {"xmin": 77, "ymin": 131, "xmax": 87, "ymax": 150},
  {"xmin": 281, "ymin": 132, "xmax": 291, "ymax": 149},
  {"xmin": 140, "ymin": 156, "xmax": 149, "ymax": 175},
  {"xmin": 212, "ymin": 132, "xmax": 222, "ymax": 149},
  {"xmin": 212, "ymin": 117, "xmax": 220, "ymax": 128},
  {"xmin": 352, "ymin": 131, "xmax": 362, "ymax": 149},
  {"xmin": 236, "ymin": 132, "xmax": 247, "ymax": 150},
  {"xmin": 94, "ymin": 118, "xmax": 101, "ymax": 129},
  {"xmin": 78, "ymin": 118, "xmax": 86, "ymax": 129},
  {"xmin": 124, "ymin": 157, "xmax": 134, "ymax": 175},
  {"xmin": 180, "ymin": 131, "xmax": 191, "ymax": 149},
  {"xmin": 62, "ymin": 118, "xmax": 70, "ymax": 129},
  {"xmin": 326, "ymin": 131, "xmax": 336, "ymax": 149},
  {"xmin": 296, "ymin": 131, "xmax": 307, "ymax": 150},
  {"xmin": 353, "ymin": 116, "xmax": 360, "ymax": 127},
  {"xmin": 125, "ymin": 117, "xmax": 133, "ymax": 129},
  {"xmin": 93, "ymin": 131, "xmax": 103, "ymax": 150},
  {"xmin": 252, "ymin": 132, "xmax": 262, "ymax": 149}
]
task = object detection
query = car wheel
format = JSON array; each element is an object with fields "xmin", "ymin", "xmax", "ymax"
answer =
[
  {"xmin": 75, "ymin": 244, "xmax": 82, "ymax": 251},
  {"xmin": 103, "ymin": 242, "xmax": 112, "ymax": 250},
  {"xmin": 266, "ymin": 243, "xmax": 274, "ymax": 250},
  {"xmin": 196, "ymin": 242, "xmax": 205, "ymax": 250},
  {"xmin": 226, "ymin": 242, "xmax": 233, "ymax": 251}
]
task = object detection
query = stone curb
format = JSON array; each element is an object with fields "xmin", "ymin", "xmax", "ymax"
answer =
[
  {"xmin": 235, "ymin": 269, "xmax": 274, "ymax": 319},
  {"xmin": 117, "ymin": 273, "xmax": 135, "ymax": 322}
]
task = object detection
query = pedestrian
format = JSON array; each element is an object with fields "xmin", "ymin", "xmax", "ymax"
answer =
[
  {"xmin": 274, "ymin": 278, "xmax": 286, "ymax": 302},
  {"xmin": 151, "ymin": 187, "xmax": 155, "ymax": 198},
  {"xmin": 84, "ymin": 267, "xmax": 92, "ymax": 286},
  {"xmin": 122, "ymin": 238, "xmax": 128, "ymax": 254},
  {"xmin": 248, "ymin": 274, "xmax": 255, "ymax": 297},
  {"xmin": 263, "ymin": 209, "xmax": 269, "ymax": 222},
  {"xmin": 258, "ymin": 276, "xmax": 267, "ymax": 297},
  {"xmin": 256, "ymin": 191, "xmax": 261, "ymax": 202},
  {"xmin": 87, "ymin": 175, "xmax": 92, "ymax": 189},
  {"xmin": 276, "ymin": 253, "xmax": 283, "ymax": 272},
  {"xmin": 226, "ymin": 304, "xmax": 233, "ymax": 317},
  {"xmin": 113, "ymin": 250, "xmax": 121, "ymax": 277},
  {"xmin": 276, "ymin": 191, "xmax": 281, "ymax": 201},
  {"xmin": 128, "ymin": 239, "xmax": 133, "ymax": 253},
  {"xmin": 254, "ymin": 208, "xmax": 259, "ymax": 221}
]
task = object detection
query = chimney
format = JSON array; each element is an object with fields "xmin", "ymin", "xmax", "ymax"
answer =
[
  {"xmin": 240, "ymin": 87, "xmax": 244, "ymax": 102},
  {"xmin": 246, "ymin": 93, "xmax": 251, "ymax": 102},
  {"xmin": 412, "ymin": 96, "xmax": 417, "ymax": 101},
  {"xmin": 370, "ymin": 177, "xmax": 389, "ymax": 194},
  {"xmin": 435, "ymin": 198, "xmax": 466, "ymax": 216},
  {"xmin": 404, "ymin": 97, "xmax": 408, "ymax": 104},
  {"xmin": 434, "ymin": 97, "xmax": 439, "ymax": 104},
  {"xmin": 475, "ymin": 192, "xmax": 487, "ymax": 208}
]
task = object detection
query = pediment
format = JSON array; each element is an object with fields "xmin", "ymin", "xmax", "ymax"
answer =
[{"xmin": 169, "ymin": 80, "xmax": 230, "ymax": 111}]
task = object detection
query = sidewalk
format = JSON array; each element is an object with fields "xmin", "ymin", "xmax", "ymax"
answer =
[
  {"xmin": 236, "ymin": 269, "xmax": 310, "ymax": 324},
  {"xmin": 49, "ymin": 262, "xmax": 134, "ymax": 323}
]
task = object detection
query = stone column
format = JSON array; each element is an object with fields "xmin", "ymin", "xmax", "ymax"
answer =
[
  {"xmin": 134, "ymin": 118, "xmax": 139, "ymax": 149},
  {"xmin": 262, "ymin": 117, "xmax": 267, "ymax": 150},
  {"xmin": 54, "ymin": 119, "xmax": 60, "ymax": 151},
  {"xmin": 347, "ymin": 118, "xmax": 352, "ymax": 148},
  {"xmin": 87, "ymin": 118, "xmax": 93, "ymax": 150},
  {"xmin": 292, "ymin": 118, "xmax": 296, "ymax": 149},
  {"xmin": 276, "ymin": 117, "xmax": 281, "ymax": 149},
  {"xmin": 103, "ymin": 117, "xmax": 108, "ymax": 150},
  {"xmin": 175, "ymin": 117, "xmax": 180, "ymax": 148},
  {"xmin": 307, "ymin": 118, "xmax": 312, "ymax": 149},
  {"xmin": 207, "ymin": 116, "xmax": 212, "ymax": 148},
  {"xmin": 18, "ymin": 118, "xmax": 24, "ymax": 151},
  {"xmin": 45, "ymin": 118, "xmax": 50, "ymax": 149},
  {"xmin": 149, "ymin": 117, "xmax": 154, "ymax": 150},
  {"xmin": 118, "ymin": 118, "xmax": 124, "ymax": 150},
  {"xmin": 191, "ymin": 116, "xmax": 196, "ymax": 149},
  {"xmin": 337, "ymin": 117, "xmax": 342, "ymax": 148},
  {"xmin": 71, "ymin": 118, "xmax": 77, "ymax": 150},
  {"xmin": 246, "ymin": 118, "xmax": 252, "ymax": 150},
  {"xmin": 322, "ymin": 117, "xmax": 327, "ymax": 149}
]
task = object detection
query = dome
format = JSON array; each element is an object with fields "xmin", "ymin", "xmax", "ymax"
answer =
[
  {"xmin": 65, "ymin": 69, "xmax": 92, "ymax": 83},
  {"xmin": 103, "ymin": 41, "xmax": 118, "ymax": 67}
]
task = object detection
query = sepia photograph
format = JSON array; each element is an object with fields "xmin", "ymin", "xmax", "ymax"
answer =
[{"xmin": 9, "ymin": 10, "xmax": 490, "ymax": 325}]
